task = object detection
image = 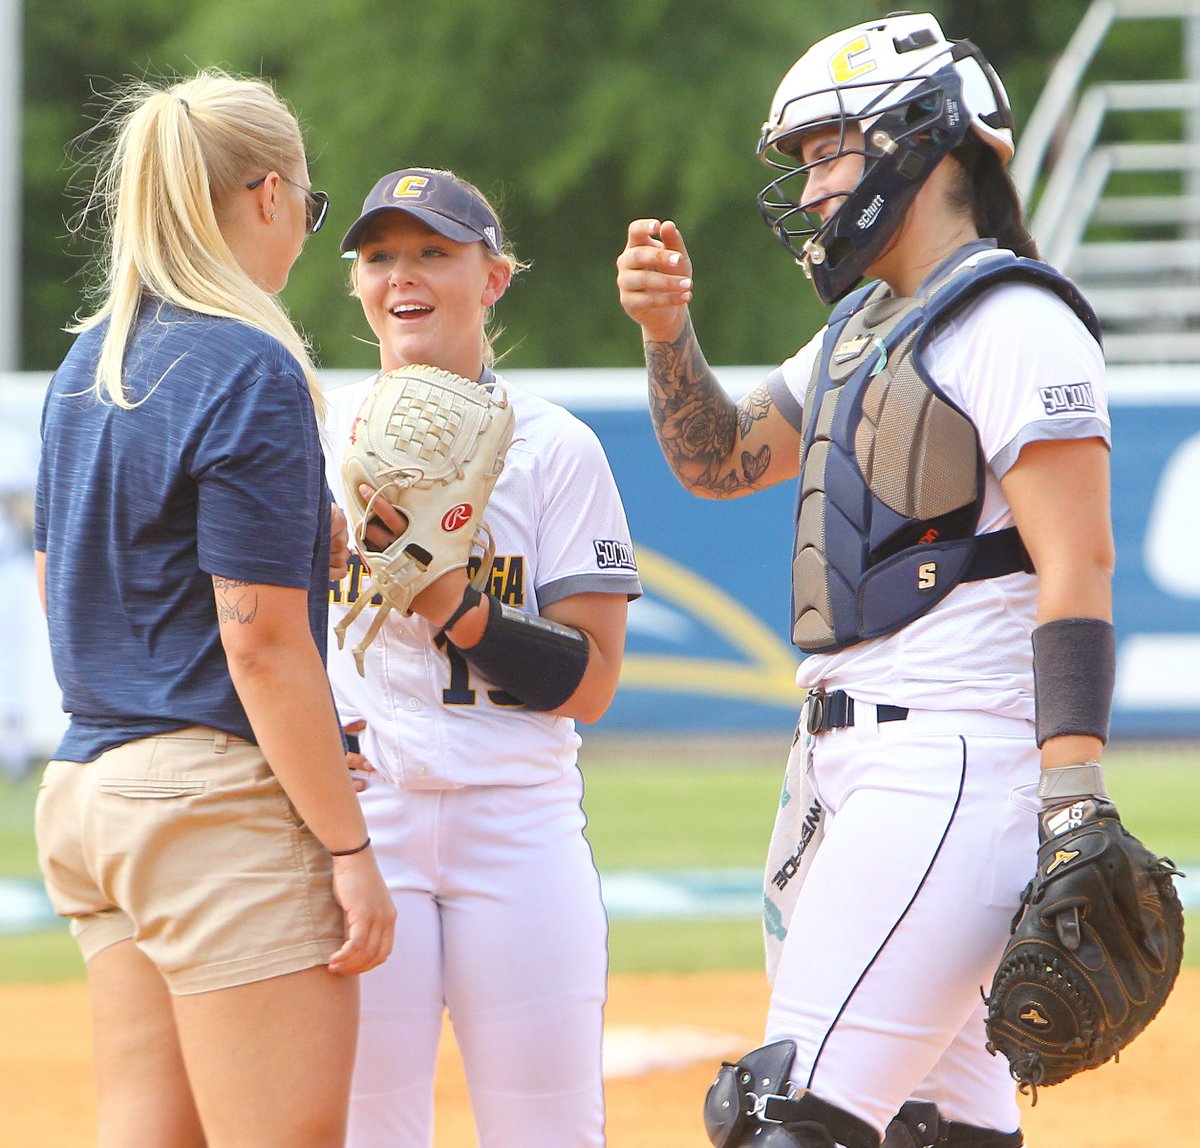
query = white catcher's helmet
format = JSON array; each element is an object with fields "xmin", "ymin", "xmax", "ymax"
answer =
[{"xmin": 757, "ymin": 11, "xmax": 1014, "ymax": 304}]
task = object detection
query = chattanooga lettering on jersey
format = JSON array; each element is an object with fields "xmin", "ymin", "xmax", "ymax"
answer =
[
  {"xmin": 466, "ymin": 554, "xmax": 525, "ymax": 605},
  {"xmin": 770, "ymin": 800, "xmax": 824, "ymax": 892},
  {"xmin": 594, "ymin": 539, "xmax": 637, "ymax": 570},
  {"xmin": 1040, "ymin": 382, "xmax": 1096, "ymax": 415},
  {"xmin": 330, "ymin": 553, "xmax": 526, "ymax": 607},
  {"xmin": 329, "ymin": 553, "xmax": 382, "ymax": 607}
]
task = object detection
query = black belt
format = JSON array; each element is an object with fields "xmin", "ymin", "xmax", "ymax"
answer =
[{"xmin": 805, "ymin": 688, "xmax": 909, "ymax": 735}]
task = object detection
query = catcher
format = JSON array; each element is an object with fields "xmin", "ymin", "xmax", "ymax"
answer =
[
  {"xmin": 618, "ymin": 11, "xmax": 1182, "ymax": 1148},
  {"xmin": 325, "ymin": 167, "xmax": 641, "ymax": 1148}
]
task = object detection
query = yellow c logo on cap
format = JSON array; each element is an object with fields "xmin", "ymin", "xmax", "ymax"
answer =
[
  {"xmin": 392, "ymin": 175, "xmax": 429, "ymax": 200},
  {"xmin": 829, "ymin": 35, "xmax": 876, "ymax": 84}
]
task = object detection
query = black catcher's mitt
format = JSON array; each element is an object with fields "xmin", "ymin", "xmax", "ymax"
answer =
[{"xmin": 984, "ymin": 797, "xmax": 1184, "ymax": 1099}]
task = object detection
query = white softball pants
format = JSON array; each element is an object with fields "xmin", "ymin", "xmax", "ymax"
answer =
[
  {"xmin": 345, "ymin": 768, "xmax": 607, "ymax": 1148},
  {"xmin": 765, "ymin": 706, "xmax": 1040, "ymax": 1138}
]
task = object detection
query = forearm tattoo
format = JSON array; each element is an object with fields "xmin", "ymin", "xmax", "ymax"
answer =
[
  {"xmin": 213, "ymin": 577, "xmax": 259, "ymax": 624},
  {"xmin": 645, "ymin": 319, "xmax": 774, "ymax": 494}
]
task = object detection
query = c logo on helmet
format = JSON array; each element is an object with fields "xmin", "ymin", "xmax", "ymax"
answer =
[
  {"xmin": 441, "ymin": 503, "xmax": 473, "ymax": 532},
  {"xmin": 393, "ymin": 175, "xmax": 430, "ymax": 200},
  {"xmin": 829, "ymin": 35, "xmax": 876, "ymax": 84}
]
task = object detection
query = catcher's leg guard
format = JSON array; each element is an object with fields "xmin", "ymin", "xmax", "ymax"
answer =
[
  {"xmin": 703, "ymin": 1041, "xmax": 880, "ymax": 1148},
  {"xmin": 882, "ymin": 1101, "xmax": 1023, "ymax": 1148}
]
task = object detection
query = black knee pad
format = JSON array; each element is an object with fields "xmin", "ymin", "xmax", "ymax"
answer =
[
  {"xmin": 703, "ymin": 1042, "xmax": 880, "ymax": 1148},
  {"xmin": 883, "ymin": 1101, "xmax": 1023, "ymax": 1148}
]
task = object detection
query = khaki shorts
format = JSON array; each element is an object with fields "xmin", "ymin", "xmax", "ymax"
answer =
[{"xmin": 36, "ymin": 727, "xmax": 344, "ymax": 995}]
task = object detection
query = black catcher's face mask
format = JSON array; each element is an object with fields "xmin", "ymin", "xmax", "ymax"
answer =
[{"xmin": 757, "ymin": 67, "xmax": 971, "ymax": 305}]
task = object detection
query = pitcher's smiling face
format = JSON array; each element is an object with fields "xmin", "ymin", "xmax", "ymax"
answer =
[{"xmin": 352, "ymin": 213, "xmax": 511, "ymax": 379}]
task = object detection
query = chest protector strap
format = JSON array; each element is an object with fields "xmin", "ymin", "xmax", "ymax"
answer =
[{"xmin": 791, "ymin": 249, "xmax": 1101, "ymax": 654}]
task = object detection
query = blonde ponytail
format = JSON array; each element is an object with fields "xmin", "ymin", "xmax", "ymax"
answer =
[{"xmin": 69, "ymin": 71, "xmax": 323, "ymax": 417}]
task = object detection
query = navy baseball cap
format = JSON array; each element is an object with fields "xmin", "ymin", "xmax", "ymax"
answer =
[{"xmin": 340, "ymin": 168, "xmax": 502, "ymax": 254}]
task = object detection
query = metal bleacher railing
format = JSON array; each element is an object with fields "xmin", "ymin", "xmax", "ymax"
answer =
[{"xmin": 1015, "ymin": 0, "xmax": 1200, "ymax": 363}]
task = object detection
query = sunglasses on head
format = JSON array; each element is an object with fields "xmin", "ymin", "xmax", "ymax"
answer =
[{"xmin": 245, "ymin": 173, "xmax": 330, "ymax": 234}]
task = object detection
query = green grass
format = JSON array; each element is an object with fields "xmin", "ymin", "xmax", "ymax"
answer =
[
  {"xmin": 605, "ymin": 918, "xmax": 768, "ymax": 975},
  {"xmin": 579, "ymin": 737, "xmax": 1200, "ymax": 975},
  {"xmin": 1093, "ymin": 747, "xmax": 1200, "ymax": 860},
  {"xmin": 0, "ymin": 928, "xmax": 84, "ymax": 982},
  {"xmin": 3, "ymin": 739, "xmax": 1198, "ymax": 980},
  {"xmin": 581, "ymin": 748, "xmax": 782, "ymax": 870},
  {"xmin": 0, "ymin": 771, "xmax": 40, "ymax": 877}
]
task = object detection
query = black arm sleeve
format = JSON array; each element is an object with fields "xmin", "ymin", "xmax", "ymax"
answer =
[{"xmin": 449, "ymin": 591, "xmax": 590, "ymax": 711}]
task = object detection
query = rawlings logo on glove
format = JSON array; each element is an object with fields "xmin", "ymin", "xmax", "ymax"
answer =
[{"xmin": 335, "ymin": 365, "xmax": 515, "ymax": 673}]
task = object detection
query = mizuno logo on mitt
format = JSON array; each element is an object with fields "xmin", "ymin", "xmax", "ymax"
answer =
[{"xmin": 1046, "ymin": 848, "xmax": 1080, "ymax": 874}]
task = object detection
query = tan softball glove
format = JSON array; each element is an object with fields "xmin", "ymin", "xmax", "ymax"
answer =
[{"xmin": 335, "ymin": 365, "xmax": 515, "ymax": 673}]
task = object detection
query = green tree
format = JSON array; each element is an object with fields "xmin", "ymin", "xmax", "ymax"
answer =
[
  {"xmin": 156, "ymin": 0, "xmax": 886, "ymax": 372},
  {"xmin": 18, "ymin": 0, "xmax": 1154, "ymax": 374},
  {"xmin": 21, "ymin": 0, "xmax": 185, "ymax": 370}
]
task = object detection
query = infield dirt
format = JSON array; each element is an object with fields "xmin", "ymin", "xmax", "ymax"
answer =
[{"xmin": 3, "ymin": 968, "xmax": 1196, "ymax": 1146}]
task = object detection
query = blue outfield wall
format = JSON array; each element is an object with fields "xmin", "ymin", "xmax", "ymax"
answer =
[
  {"xmin": 3, "ymin": 364, "xmax": 1199, "ymax": 749},
  {"xmin": 1106, "ymin": 396, "xmax": 1200, "ymax": 737},
  {"xmin": 567, "ymin": 400, "xmax": 800, "ymax": 735}
]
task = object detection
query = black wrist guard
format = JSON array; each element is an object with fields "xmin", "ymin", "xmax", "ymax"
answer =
[
  {"xmin": 451, "ymin": 594, "xmax": 590, "ymax": 711},
  {"xmin": 1031, "ymin": 616, "xmax": 1116, "ymax": 747}
]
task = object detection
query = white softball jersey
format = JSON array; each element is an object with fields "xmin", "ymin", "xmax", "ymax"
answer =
[{"xmin": 325, "ymin": 371, "xmax": 642, "ymax": 787}]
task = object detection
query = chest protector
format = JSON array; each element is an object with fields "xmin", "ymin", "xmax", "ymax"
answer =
[{"xmin": 791, "ymin": 249, "xmax": 1101, "ymax": 654}]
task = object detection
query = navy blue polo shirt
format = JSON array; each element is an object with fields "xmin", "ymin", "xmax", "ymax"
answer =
[{"xmin": 34, "ymin": 300, "xmax": 331, "ymax": 762}]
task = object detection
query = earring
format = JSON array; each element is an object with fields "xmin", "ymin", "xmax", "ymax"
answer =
[{"xmin": 269, "ymin": 211, "xmax": 277, "ymax": 222}]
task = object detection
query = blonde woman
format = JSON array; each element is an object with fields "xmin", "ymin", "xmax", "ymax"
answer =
[
  {"xmin": 34, "ymin": 71, "xmax": 394, "ymax": 1147},
  {"xmin": 326, "ymin": 168, "xmax": 641, "ymax": 1147}
]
